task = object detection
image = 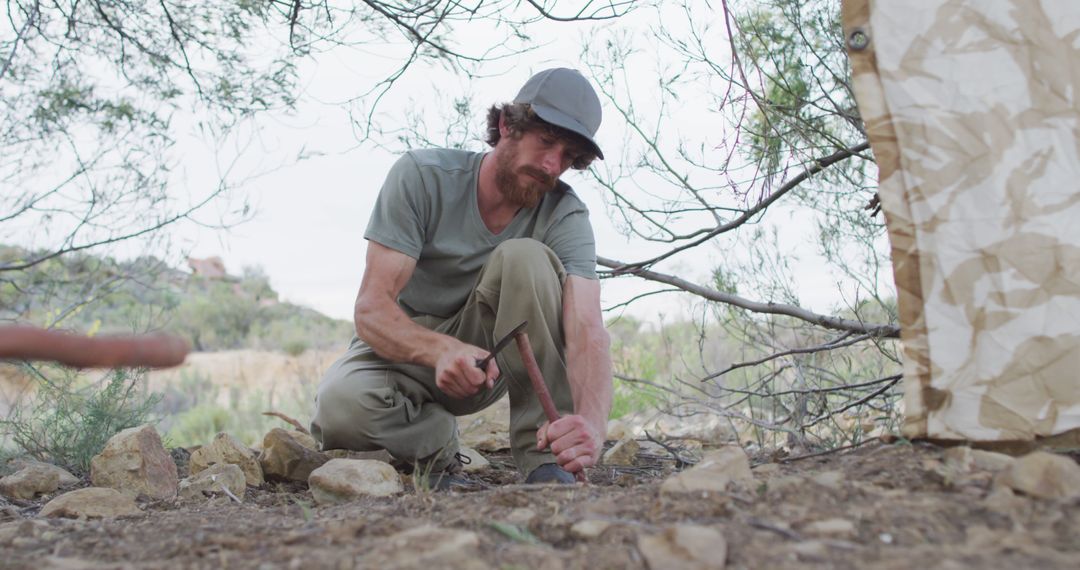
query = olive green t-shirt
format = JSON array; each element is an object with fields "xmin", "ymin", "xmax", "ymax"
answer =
[{"xmin": 364, "ymin": 148, "xmax": 597, "ymax": 318}]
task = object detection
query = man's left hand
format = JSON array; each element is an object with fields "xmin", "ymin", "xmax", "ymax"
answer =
[{"xmin": 536, "ymin": 415, "xmax": 602, "ymax": 474}]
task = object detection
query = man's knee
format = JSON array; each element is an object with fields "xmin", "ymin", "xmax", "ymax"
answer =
[
  {"xmin": 489, "ymin": 239, "xmax": 565, "ymax": 285},
  {"xmin": 312, "ymin": 369, "xmax": 396, "ymax": 448}
]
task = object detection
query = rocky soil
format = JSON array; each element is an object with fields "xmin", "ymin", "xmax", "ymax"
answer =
[{"xmin": 2, "ymin": 434, "xmax": 1079, "ymax": 570}]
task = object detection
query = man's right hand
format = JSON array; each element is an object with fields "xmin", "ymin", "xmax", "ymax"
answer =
[{"xmin": 435, "ymin": 340, "xmax": 500, "ymax": 399}]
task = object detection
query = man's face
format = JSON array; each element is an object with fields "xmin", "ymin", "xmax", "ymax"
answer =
[{"xmin": 494, "ymin": 129, "xmax": 584, "ymax": 208}]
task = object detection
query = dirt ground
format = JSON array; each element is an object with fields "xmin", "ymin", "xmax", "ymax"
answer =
[{"xmin": 1, "ymin": 441, "xmax": 1078, "ymax": 570}]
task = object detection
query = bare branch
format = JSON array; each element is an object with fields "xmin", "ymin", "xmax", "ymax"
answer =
[{"xmin": 599, "ymin": 256, "xmax": 899, "ymax": 338}]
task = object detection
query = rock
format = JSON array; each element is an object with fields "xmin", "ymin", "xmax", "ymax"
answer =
[
  {"xmin": 570, "ymin": 519, "xmax": 612, "ymax": 540},
  {"xmin": 457, "ymin": 446, "xmax": 490, "ymax": 472},
  {"xmin": 459, "ymin": 398, "xmax": 511, "ymax": 452},
  {"xmin": 7, "ymin": 460, "xmax": 79, "ymax": 488},
  {"xmin": 603, "ymin": 437, "xmax": 640, "ymax": 466},
  {"xmin": 997, "ymin": 451, "xmax": 1080, "ymax": 500},
  {"xmin": 944, "ymin": 447, "xmax": 1015, "ymax": 473},
  {"xmin": 970, "ymin": 449, "xmax": 1016, "ymax": 472},
  {"xmin": 288, "ymin": 430, "xmax": 319, "ymax": 451},
  {"xmin": 0, "ymin": 464, "xmax": 60, "ymax": 500},
  {"xmin": 259, "ymin": 428, "xmax": 329, "ymax": 482},
  {"xmin": 752, "ymin": 463, "xmax": 781, "ymax": 477},
  {"xmin": 802, "ymin": 518, "xmax": 857, "ymax": 538},
  {"xmin": 810, "ymin": 470, "xmax": 844, "ymax": 490},
  {"xmin": 660, "ymin": 446, "xmax": 752, "ymax": 496},
  {"xmin": 308, "ymin": 459, "xmax": 402, "ymax": 505},
  {"xmin": 39, "ymin": 488, "xmax": 141, "ymax": 519},
  {"xmin": 638, "ymin": 524, "xmax": 727, "ymax": 569},
  {"xmin": 606, "ymin": 419, "xmax": 630, "ymax": 442},
  {"xmin": 90, "ymin": 425, "xmax": 177, "ymax": 499},
  {"xmin": 367, "ymin": 525, "xmax": 487, "ymax": 569},
  {"xmin": 324, "ymin": 449, "xmax": 395, "ymax": 463},
  {"xmin": 189, "ymin": 432, "xmax": 264, "ymax": 487},
  {"xmin": 505, "ymin": 508, "xmax": 537, "ymax": 525},
  {"xmin": 178, "ymin": 463, "xmax": 246, "ymax": 502}
]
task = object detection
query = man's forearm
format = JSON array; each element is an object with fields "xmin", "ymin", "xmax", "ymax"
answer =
[
  {"xmin": 354, "ymin": 294, "xmax": 452, "ymax": 368},
  {"xmin": 565, "ymin": 325, "xmax": 613, "ymax": 435}
]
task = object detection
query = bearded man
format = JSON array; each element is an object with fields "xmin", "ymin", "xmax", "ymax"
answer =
[{"xmin": 310, "ymin": 68, "xmax": 613, "ymax": 489}]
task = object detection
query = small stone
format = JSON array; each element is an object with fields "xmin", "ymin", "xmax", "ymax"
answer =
[
  {"xmin": 0, "ymin": 464, "xmax": 60, "ymax": 500},
  {"xmin": 970, "ymin": 449, "xmax": 1016, "ymax": 472},
  {"xmin": 570, "ymin": 519, "xmax": 612, "ymax": 540},
  {"xmin": 752, "ymin": 463, "xmax": 781, "ymax": 476},
  {"xmin": 603, "ymin": 437, "xmax": 640, "ymax": 466},
  {"xmin": 39, "ymin": 488, "xmax": 141, "ymax": 519},
  {"xmin": 90, "ymin": 425, "xmax": 178, "ymax": 499},
  {"xmin": 308, "ymin": 459, "xmax": 402, "ymax": 505},
  {"xmin": 457, "ymin": 446, "xmax": 490, "ymax": 472},
  {"xmin": 259, "ymin": 428, "xmax": 329, "ymax": 482},
  {"xmin": 660, "ymin": 446, "xmax": 753, "ymax": 496},
  {"xmin": 790, "ymin": 540, "xmax": 828, "ymax": 560},
  {"xmin": 178, "ymin": 463, "xmax": 246, "ymax": 502},
  {"xmin": 368, "ymin": 525, "xmax": 486, "ymax": 569},
  {"xmin": 802, "ymin": 518, "xmax": 856, "ymax": 537},
  {"xmin": 997, "ymin": 451, "xmax": 1080, "ymax": 500},
  {"xmin": 505, "ymin": 508, "xmax": 536, "ymax": 525},
  {"xmin": 810, "ymin": 470, "xmax": 844, "ymax": 490},
  {"xmin": 638, "ymin": 524, "xmax": 727, "ymax": 569},
  {"xmin": 7, "ymin": 460, "xmax": 79, "ymax": 488},
  {"xmin": 189, "ymin": 432, "xmax": 264, "ymax": 486}
]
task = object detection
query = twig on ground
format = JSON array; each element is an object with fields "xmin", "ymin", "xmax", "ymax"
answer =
[
  {"xmin": 748, "ymin": 517, "xmax": 803, "ymax": 541},
  {"xmin": 644, "ymin": 431, "xmax": 697, "ymax": 469},
  {"xmin": 262, "ymin": 411, "xmax": 309, "ymax": 434},
  {"xmin": 779, "ymin": 437, "xmax": 882, "ymax": 464}
]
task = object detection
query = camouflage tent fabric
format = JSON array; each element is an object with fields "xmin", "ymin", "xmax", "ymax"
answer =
[{"xmin": 844, "ymin": 0, "xmax": 1080, "ymax": 441}]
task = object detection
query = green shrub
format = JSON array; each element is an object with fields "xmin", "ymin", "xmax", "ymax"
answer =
[
  {"xmin": 166, "ymin": 403, "xmax": 232, "ymax": 448},
  {"xmin": 0, "ymin": 366, "xmax": 161, "ymax": 475}
]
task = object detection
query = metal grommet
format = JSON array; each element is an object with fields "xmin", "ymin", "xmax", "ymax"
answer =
[{"xmin": 848, "ymin": 28, "xmax": 870, "ymax": 51}]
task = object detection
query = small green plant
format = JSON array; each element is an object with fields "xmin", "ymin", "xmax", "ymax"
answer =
[{"xmin": 0, "ymin": 365, "xmax": 161, "ymax": 475}]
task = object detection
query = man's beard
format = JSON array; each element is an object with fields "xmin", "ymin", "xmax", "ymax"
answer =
[{"xmin": 494, "ymin": 144, "xmax": 556, "ymax": 209}]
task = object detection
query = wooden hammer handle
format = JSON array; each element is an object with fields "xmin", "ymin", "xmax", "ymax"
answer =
[{"xmin": 514, "ymin": 332, "xmax": 588, "ymax": 484}]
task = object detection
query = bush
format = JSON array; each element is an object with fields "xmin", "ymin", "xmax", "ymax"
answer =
[{"xmin": 0, "ymin": 366, "xmax": 161, "ymax": 475}]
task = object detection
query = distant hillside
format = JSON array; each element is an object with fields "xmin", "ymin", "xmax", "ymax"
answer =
[{"xmin": 0, "ymin": 245, "xmax": 352, "ymax": 354}]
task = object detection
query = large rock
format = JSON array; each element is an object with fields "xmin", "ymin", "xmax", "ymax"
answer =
[
  {"xmin": 189, "ymin": 432, "xmax": 264, "ymax": 486},
  {"xmin": 0, "ymin": 464, "xmax": 60, "ymax": 500},
  {"xmin": 638, "ymin": 524, "xmax": 727, "ymax": 569},
  {"xmin": 90, "ymin": 425, "xmax": 177, "ymax": 499},
  {"xmin": 997, "ymin": 451, "xmax": 1080, "ymax": 500},
  {"xmin": 660, "ymin": 446, "xmax": 752, "ymax": 496},
  {"xmin": 288, "ymin": 430, "xmax": 319, "ymax": 451},
  {"xmin": 178, "ymin": 463, "xmax": 247, "ymax": 502},
  {"xmin": 308, "ymin": 459, "xmax": 402, "ymax": 505},
  {"xmin": 39, "ymin": 488, "xmax": 141, "ymax": 519},
  {"xmin": 259, "ymin": 428, "xmax": 329, "ymax": 482}
]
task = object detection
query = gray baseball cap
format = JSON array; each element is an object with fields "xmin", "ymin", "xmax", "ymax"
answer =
[{"xmin": 513, "ymin": 68, "xmax": 604, "ymax": 159}]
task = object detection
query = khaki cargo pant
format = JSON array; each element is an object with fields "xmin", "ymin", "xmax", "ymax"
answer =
[{"xmin": 310, "ymin": 239, "xmax": 573, "ymax": 476}]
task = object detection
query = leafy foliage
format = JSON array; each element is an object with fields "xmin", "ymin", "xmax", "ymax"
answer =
[{"xmin": 0, "ymin": 366, "xmax": 161, "ymax": 475}]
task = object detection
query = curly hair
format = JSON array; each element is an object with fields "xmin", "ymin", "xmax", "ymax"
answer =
[{"xmin": 484, "ymin": 103, "xmax": 597, "ymax": 170}]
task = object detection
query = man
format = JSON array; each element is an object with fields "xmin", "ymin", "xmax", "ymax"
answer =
[{"xmin": 310, "ymin": 68, "xmax": 613, "ymax": 488}]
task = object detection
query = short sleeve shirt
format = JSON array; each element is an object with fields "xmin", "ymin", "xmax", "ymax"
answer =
[{"xmin": 364, "ymin": 148, "xmax": 597, "ymax": 318}]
